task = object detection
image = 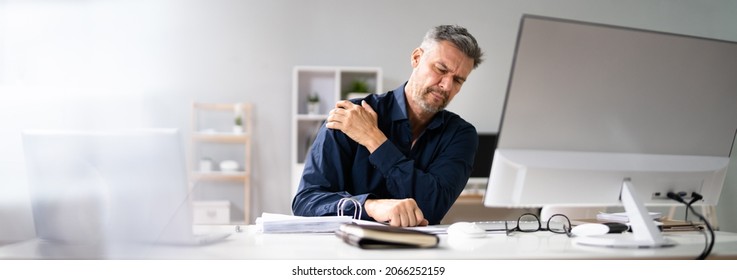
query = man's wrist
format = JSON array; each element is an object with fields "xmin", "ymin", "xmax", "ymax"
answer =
[
  {"xmin": 363, "ymin": 199, "xmax": 376, "ymax": 217},
  {"xmin": 365, "ymin": 134, "xmax": 387, "ymax": 153}
]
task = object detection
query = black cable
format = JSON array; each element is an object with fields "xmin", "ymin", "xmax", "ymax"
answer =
[
  {"xmin": 686, "ymin": 203, "xmax": 715, "ymax": 260},
  {"xmin": 684, "ymin": 192, "xmax": 704, "ymax": 221},
  {"xmin": 668, "ymin": 192, "xmax": 714, "ymax": 260}
]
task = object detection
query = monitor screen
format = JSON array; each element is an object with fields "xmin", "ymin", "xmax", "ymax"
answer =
[
  {"xmin": 470, "ymin": 133, "xmax": 497, "ymax": 179},
  {"xmin": 484, "ymin": 15, "xmax": 737, "ymax": 209},
  {"xmin": 22, "ymin": 129, "xmax": 197, "ymax": 246}
]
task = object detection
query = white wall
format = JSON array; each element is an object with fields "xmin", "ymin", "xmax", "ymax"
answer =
[{"xmin": 2, "ymin": 0, "xmax": 736, "ymax": 239}]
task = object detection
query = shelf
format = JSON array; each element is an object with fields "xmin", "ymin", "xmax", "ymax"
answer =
[
  {"xmin": 192, "ymin": 171, "xmax": 249, "ymax": 181},
  {"xmin": 193, "ymin": 103, "xmax": 244, "ymax": 111},
  {"xmin": 192, "ymin": 133, "xmax": 250, "ymax": 143},
  {"xmin": 295, "ymin": 114, "xmax": 328, "ymax": 121},
  {"xmin": 191, "ymin": 102, "xmax": 253, "ymax": 224}
]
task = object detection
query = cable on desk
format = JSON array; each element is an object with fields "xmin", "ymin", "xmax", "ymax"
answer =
[
  {"xmin": 667, "ymin": 191, "xmax": 714, "ymax": 260},
  {"xmin": 683, "ymin": 192, "xmax": 704, "ymax": 221}
]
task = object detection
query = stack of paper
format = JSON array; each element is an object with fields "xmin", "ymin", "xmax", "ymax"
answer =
[
  {"xmin": 596, "ymin": 211, "xmax": 662, "ymax": 223},
  {"xmin": 255, "ymin": 213, "xmax": 353, "ymax": 233}
]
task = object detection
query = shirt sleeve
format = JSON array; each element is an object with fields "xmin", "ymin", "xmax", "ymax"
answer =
[
  {"xmin": 368, "ymin": 121, "xmax": 478, "ymax": 225},
  {"xmin": 291, "ymin": 124, "xmax": 371, "ymax": 219}
]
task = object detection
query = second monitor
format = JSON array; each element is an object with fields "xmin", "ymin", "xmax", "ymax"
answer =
[{"xmin": 484, "ymin": 15, "xmax": 737, "ymax": 248}]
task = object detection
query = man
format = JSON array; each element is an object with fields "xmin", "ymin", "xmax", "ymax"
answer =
[{"xmin": 292, "ymin": 25, "xmax": 483, "ymax": 226}]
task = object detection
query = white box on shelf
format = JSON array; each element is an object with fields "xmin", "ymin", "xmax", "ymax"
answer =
[{"xmin": 193, "ymin": 200, "xmax": 231, "ymax": 224}]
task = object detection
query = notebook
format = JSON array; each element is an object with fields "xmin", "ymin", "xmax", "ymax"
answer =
[
  {"xmin": 22, "ymin": 128, "xmax": 229, "ymax": 246},
  {"xmin": 336, "ymin": 224, "xmax": 439, "ymax": 249}
]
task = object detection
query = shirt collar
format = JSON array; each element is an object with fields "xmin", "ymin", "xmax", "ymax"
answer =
[{"xmin": 391, "ymin": 83, "xmax": 409, "ymax": 122}]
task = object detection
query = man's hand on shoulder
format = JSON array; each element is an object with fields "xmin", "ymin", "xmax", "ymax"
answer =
[
  {"xmin": 364, "ymin": 198, "xmax": 429, "ymax": 227},
  {"xmin": 326, "ymin": 100, "xmax": 387, "ymax": 153}
]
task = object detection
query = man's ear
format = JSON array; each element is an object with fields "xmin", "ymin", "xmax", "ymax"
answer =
[{"xmin": 410, "ymin": 47, "xmax": 423, "ymax": 68}]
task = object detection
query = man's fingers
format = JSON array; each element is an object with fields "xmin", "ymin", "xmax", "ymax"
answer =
[
  {"xmin": 389, "ymin": 216, "xmax": 401, "ymax": 227},
  {"xmin": 365, "ymin": 198, "xmax": 427, "ymax": 227},
  {"xmin": 407, "ymin": 213, "xmax": 418, "ymax": 227},
  {"xmin": 335, "ymin": 100, "xmax": 355, "ymax": 109},
  {"xmin": 398, "ymin": 215, "xmax": 408, "ymax": 227},
  {"xmin": 361, "ymin": 100, "xmax": 376, "ymax": 113},
  {"xmin": 329, "ymin": 107, "xmax": 345, "ymax": 117},
  {"xmin": 413, "ymin": 208, "xmax": 425, "ymax": 226},
  {"xmin": 398, "ymin": 200, "xmax": 422, "ymax": 227},
  {"xmin": 327, "ymin": 107, "xmax": 346, "ymax": 130}
]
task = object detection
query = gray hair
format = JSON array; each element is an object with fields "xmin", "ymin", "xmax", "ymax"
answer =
[{"xmin": 421, "ymin": 25, "xmax": 484, "ymax": 69}]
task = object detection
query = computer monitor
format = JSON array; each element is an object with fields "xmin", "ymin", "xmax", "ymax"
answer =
[
  {"xmin": 484, "ymin": 15, "xmax": 737, "ymax": 247},
  {"xmin": 22, "ymin": 128, "xmax": 228, "ymax": 253},
  {"xmin": 468, "ymin": 133, "xmax": 497, "ymax": 185}
]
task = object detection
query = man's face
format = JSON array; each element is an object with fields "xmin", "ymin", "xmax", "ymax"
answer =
[{"xmin": 408, "ymin": 40, "xmax": 474, "ymax": 114}]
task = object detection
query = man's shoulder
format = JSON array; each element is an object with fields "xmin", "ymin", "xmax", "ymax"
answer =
[
  {"xmin": 349, "ymin": 90, "xmax": 394, "ymax": 104},
  {"xmin": 440, "ymin": 110, "xmax": 476, "ymax": 130},
  {"xmin": 368, "ymin": 90, "xmax": 396, "ymax": 102},
  {"xmin": 362, "ymin": 90, "xmax": 401, "ymax": 115}
]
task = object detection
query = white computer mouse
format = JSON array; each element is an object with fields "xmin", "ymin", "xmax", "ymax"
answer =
[
  {"xmin": 570, "ymin": 223, "xmax": 610, "ymax": 237},
  {"xmin": 447, "ymin": 222, "xmax": 486, "ymax": 238}
]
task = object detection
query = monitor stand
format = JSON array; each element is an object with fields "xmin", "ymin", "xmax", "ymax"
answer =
[{"xmin": 574, "ymin": 178, "xmax": 676, "ymax": 248}]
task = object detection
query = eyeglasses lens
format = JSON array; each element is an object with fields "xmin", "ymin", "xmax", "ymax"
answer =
[
  {"xmin": 547, "ymin": 214, "xmax": 571, "ymax": 234},
  {"xmin": 517, "ymin": 214, "xmax": 540, "ymax": 232}
]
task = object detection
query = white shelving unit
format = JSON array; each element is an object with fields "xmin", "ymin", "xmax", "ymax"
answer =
[
  {"xmin": 291, "ymin": 66, "xmax": 383, "ymax": 197},
  {"xmin": 190, "ymin": 102, "xmax": 253, "ymax": 224}
]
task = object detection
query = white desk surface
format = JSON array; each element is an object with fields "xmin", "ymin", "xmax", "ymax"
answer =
[{"xmin": 1, "ymin": 225, "xmax": 736, "ymax": 260}]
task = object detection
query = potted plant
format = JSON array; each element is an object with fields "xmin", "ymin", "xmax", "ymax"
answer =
[
  {"xmin": 346, "ymin": 79, "xmax": 371, "ymax": 100},
  {"xmin": 307, "ymin": 92, "xmax": 320, "ymax": 115},
  {"xmin": 233, "ymin": 115, "xmax": 243, "ymax": 133},
  {"xmin": 233, "ymin": 104, "xmax": 244, "ymax": 133}
]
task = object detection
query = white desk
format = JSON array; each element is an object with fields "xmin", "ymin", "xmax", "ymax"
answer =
[{"xmin": 1, "ymin": 225, "xmax": 737, "ymax": 260}]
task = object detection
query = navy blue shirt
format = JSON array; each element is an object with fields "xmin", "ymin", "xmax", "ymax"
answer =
[{"xmin": 291, "ymin": 84, "xmax": 478, "ymax": 225}]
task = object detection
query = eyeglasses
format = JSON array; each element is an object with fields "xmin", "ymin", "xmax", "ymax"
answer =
[{"xmin": 504, "ymin": 213, "xmax": 572, "ymax": 237}]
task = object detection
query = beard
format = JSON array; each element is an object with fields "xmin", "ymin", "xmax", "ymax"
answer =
[{"xmin": 411, "ymin": 85, "xmax": 449, "ymax": 114}]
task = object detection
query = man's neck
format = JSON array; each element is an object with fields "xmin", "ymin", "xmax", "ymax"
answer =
[{"xmin": 404, "ymin": 93, "xmax": 435, "ymax": 145}]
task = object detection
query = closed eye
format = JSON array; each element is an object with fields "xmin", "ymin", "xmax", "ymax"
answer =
[
  {"xmin": 435, "ymin": 64, "xmax": 448, "ymax": 74},
  {"xmin": 435, "ymin": 63, "xmax": 466, "ymax": 85}
]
